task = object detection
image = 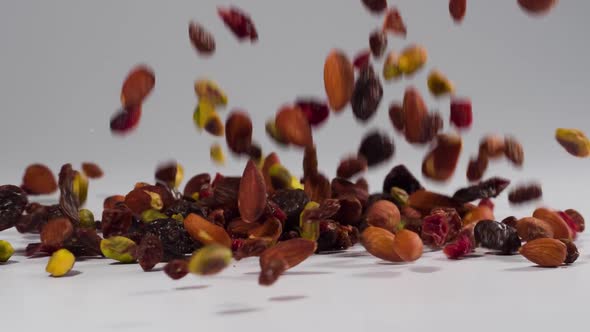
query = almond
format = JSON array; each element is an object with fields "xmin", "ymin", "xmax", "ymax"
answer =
[
  {"xmin": 533, "ymin": 207, "xmax": 572, "ymax": 240},
  {"xmin": 366, "ymin": 200, "xmax": 400, "ymax": 233},
  {"xmin": 360, "ymin": 226, "xmax": 403, "ymax": 262},
  {"xmin": 120, "ymin": 65, "xmax": 155, "ymax": 107},
  {"xmin": 183, "ymin": 213, "xmax": 232, "ymax": 248},
  {"xmin": 259, "ymin": 238, "xmax": 316, "ymax": 285},
  {"xmin": 516, "ymin": 217, "xmax": 554, "ymax": 241},
  {"xmin": 403, "ymin": 87, "xmax": 428, "ymax": 143},
  {"xmin": 22, "ymin": 164, "xmax": 57, "ymax": 195},
  {"xmin": 248, "ymin": 216, "xmax": 282, "ymax": 244},
  {"xmin": 225, "ymin": 111, "xmax": 253, "ymax": 154},
  {"xmin": 227, "ymin": 218, "xmax": 259, "ymax": 238},
  {"xmin": 324, "ymin": 50, "xmax": 354, "ymax": 112},
  {"xmin": 519, "ymin": 238, "xmax": 566, "ymax": 267},
  {"xmin": 239, "ymin": 160, "xmax": 267, "ymax": 223},
  {"xmin": 304, "ymin": 173, "xmax": 332, "ymax": 204},
  {"xmin": 392, "ymin": 229, "xmax": 423, "ymax": 262},
  {"xmin": 408, "ymin": 190, "xmax": 461, "ymax": 214},
  {"xmin": 275, "ymin": 106, "xmax": 313, "ymax": 147},
  {"xmin": 462, "ymin": 206, "xmax": 494, "ymax": 225},
  {"xmin": 422, "ymin": 133, "xmax": 462, "ymax": 181}
]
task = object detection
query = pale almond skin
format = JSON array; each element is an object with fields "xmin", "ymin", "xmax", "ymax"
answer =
[
  {"xmin": 520, "ymin": 238, "xmax": 566, "ymax": 267},
  {"xmin": 516, "ymin": 217, "xmax": 554, "ymax": 241},
  {"xmin": 361, "ymin": 226, "xmax": 403, "ymax": 262},
  {"xmin": 324, "ymin": 50, "xmax": 354, "ymax": 112},
  {"xmin": 533, "ymin": 207, "xmax": 572, "ymax": 240},
  {"xmin": 392, "ymin": 229, "xmax": 423, "ymax": 262},
  {"xmin": 366, "ymin": 200, "xmax": 400, "ymax": 233}
]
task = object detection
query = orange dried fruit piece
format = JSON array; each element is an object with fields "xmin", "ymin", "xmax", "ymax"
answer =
[
  {"xmin": 120, "ymin": 65, "xmax": 155, "ymax": 108},
  {"xmin": 275, "ymin": 106, "xmax": 313, "ymax": 148},
  {"xmin": 259, "ymin": 238, "xmax": 317, "ymax": 286},
  {"xmin": 81, "ymin": 162, "xmax": 104, "ymax": 179},
  {"xmin": 183, "ymin": 213, "xmax": 232, "ymax": 248},
  {"xmin": 22, "ymin": 163, "xmax": 58, "ymax": 195}
]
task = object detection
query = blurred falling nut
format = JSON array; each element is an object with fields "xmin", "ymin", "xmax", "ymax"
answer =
[{"xmin": 422, "ymin": 133, "xmax": 462, "ymax": 181}]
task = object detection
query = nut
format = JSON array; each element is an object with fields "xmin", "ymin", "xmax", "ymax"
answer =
[
  {"xmin": 225, "ymin": 111, "xmax": 253, "ymax": 154},
  {"xmin": 120, "ymin": 65, "xmax": 155, "ymax": 108},
  {"xmin": 422, "ymin": 133, "xmax": 462, "ymax": 181},
  {"xmin": 361, "ymin": 226, "xmax": 403, "ymax": 262},
  {"xmin": 78, "ymin": 209, "xmax": 95, "ymax": 228},
  {"xmin": 249, "ymin": 216, "xmax": 282, "ymax": 244},
  {"xmin": 188, "ymin": 244, "xmax": 232, "ymax": 276},
  {"xmin": 100, "ymin": 236, "xmax": 137, "ymax": 263},
  {"xmin": 398, "ymin": 45, "xmax": 427, "ymax": 76},
  {"xmin": 0, "ymin": 240, "xmax": 15, "ymax": 262},
  {"xmin": 183, "ymin": 213, "xmax": 232, "ymax": 248},
  {"xmin": 336, "ymin": 156, "xmax": 368, "ymax": 179},
  {"xmin": 383, "ymin": 51, "xmax": 402, "ymax": 81},
  {"xmin": 324, "ymin": 50, "xmax": 355, "ymax": 112},
  {"xmin": 366, "ymin": 200, "xmax": 401, "ymax": 233},
  {"xmin": 479, "ymin": 135, "xmax": 505, "ymax": 158},
  {"xmin": 21, "ymin": 163, "xmax": 57, "ymax": 195},
  {"xmin": 392, "ymin": 229, "xmax": 423, "ymax": 262},
  {"xmin": 194, "ymin": 79, "xmax": 227, "ymax": 106},
  {"xmin": 427, "ymin": 70, "xmax": 455, "ymax": 97},
  {"xmin": 259, "ymin": 238, "xmax": 317, "ymax": 285},
  {"xmin": 403, "ymin": 87, "xmax": 428, "ymax": 143},
  {"xmin": 462, "ymin": 206, "xmax": 494, "ymax": 225},
  {"xmin": 555, "ymin": 128, "xmax": 590, "ymax": 158},
  {"xmin": 519, "ymin": 238, "xmax": 566, "ymax": 267},
  {"xmin": 516, "ymin": 217, "xmax": 554, "ymax": 241},
  {"xmin": 81, "ymin": 162, "xmax": 103, "ymax": 179},
  {"xmin": 532, "ymin": 207, "xmax": 572, "ymax": 240},
  {"xmin": 408, "ymin": 190, "xmax": 461, "ymax": 214},
  {"xmin": 45, "ymin": 248, "xmax": 75, "ymax": 277},
  {"xmin": 239, "ymin": 159, "xmax": 267, "ymax": 223},
  {"xmin": 275, "ymin": 106, "xmax": 313, "ymax": 147},
  {"xmin": 504, "ymin": 136, "xmax": 524, "ymax": 166},
  {"xmin": 517, "ymin": 0, "xmax": 558, "ymax": 15}
]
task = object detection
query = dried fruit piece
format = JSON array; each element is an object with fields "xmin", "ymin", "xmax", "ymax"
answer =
[
  {"xmin": 427, "ymin": 70, "xmax": 455, "ymax": 97},
  {"xmin": 81, "ymin": 162, "xmax": 103, "ymax": 179},
  {"xmin": 382, "ymin": 7, "xmax": 406, "ymax": 36},
  {"xmin": 103, "ymin": 195, "xmax": 125, "ymax": 210},
  {"xmin": 155, "ymin": 161, "xmax": 184, "ymax": 189},
  {"xmin": 265, "ymin": 119, "xmax": 289, "ymax": 145},
  {"xmin": 188, "ymin": 244, "xmax": 232, "ymax": 275},
  {"xmin": 337, "ymin": 156, "xmax": 368, "ymax": 179},
  {"xmin": 353, "ymin": 49, "xmax": 371, "ymax": 70},
  {"xmin": 449, "ymin": 0, "xmax": 467, "ymax": 22},
  {"xmin": 194, "ymin": 79, "xmax": 227, "ymax": 106},
  {"xmin": 444, "ymin": 227, "xmax": 475, "ymax": 259},
  {"xmin": 366, "ymin": 200, "xmax": 400, "ymax": 233},
  {"xmin": 520, "ymin": 238, "xmax": 566, "ymax": 267},
  {"xmin": 422, "ymin": 208, "xmax": 462, "ymax": 247},
  {"xmin": 189, "ymin": 21, "xmax": 215, "ymax": 55},
  {"xmin": 398, "ymin": 45, "xmax": 427, "ymax": 76},
  {"xmin": 419, "ymin": 112, "xmax": 444, "ymax": 143},
  {"xmin": 78, "ymin": 209, "xmax": 95, "ymax": 228},
  {"xmin": 46, "ymin": 248, "xmax": 75, "ymax": 277},
  {"xmin": 21, "ymin": 164, "xmax": 57, "ymax": 195},
  {"xmin": 351, "ymin": 64, "xmax": 383, "ymax": 122},
  {"xmin": 453, "ymin": 177, "xmax": 511, "ymax": 203},
  {"xmin": 450, "ymin": 98, "xmax": 473, "ymax": 128},
  {"xmin": 474, "ymin": 220, "xmax": 521, "ymax": 254},
  {"xmin": 422, "ymin": 133, "xmax": 462, "ymax": 181},
  {"xmin": 362, "ymin": 0, "xmax": 387, "ymax": 13},
  {"xmin": 275, "ymin": 106, "xmax": 313, "ymax": 147},
  {"xmin": 183, "ymin": 213, "xmax": 232, "ymax": 248},
  {"xmin": 324, "ymin": 50, "xmax": 355, "ymax": 112},
  {"xmin": 408, "ymin": 190, "xmax": 461, "ymax": 214},
  {"xmin": 555, "ymin": 128, "xmax": 590, "ymax": 158},
  {"xmin": 403, "ymin": 87, "xmax": 428, "ymax": 143},
  {"xmin": 504, "ymin": 136, "xmax": 524, "ymax": 166},
  {"xmin": 0, "ymin": 185, "xmax": 28, "ymax": 231},
  {"xmin": 517, "ymin": 0, "xmax": 558, "ymax": 15},
  {"xmin": 100, "ymin": 236, "xmax": 137, "ymax": 263},
  {"xmin": 304, "ymin": 173, "xmax": 332, "ymax": 204},
  {"xmin": 110, "ymin": 105, "xmax": 142, "ymax": 134},
  {"xmin": 532, "ymin": 208, "xmax": 572, "ymax": 240},
  {"xmin": 361, "ymin": 226, "xmax": 402, "ymax": 262},
  {"xmin": 136, "ymin": 234, "xmax": 164, "ymax": 271},
  {"xmin": 358, "ymin": 131, "xmax": 394, "ymax": 167},
  {"xmin": 462, "ymin": 206, "xmax": 494, "ymax": 225},
  {"xmin": 225, "ymin": 111, "xmax": 253, "ymax": 154},
  {"xmin": 120, "ymin": 65, "xmax": 155, "ymax": 108},
  {"xmin": 466, "ymin": 156, "xmax": 488, "ymax": 182},
  {"xmin": 393, "ymin": 229, "xmax": 423, "ymax": 262},
  {"xmin": 259, "ymin": 238, "xmax": 317, "ymax": 286},
  {"xmin": 479, "ymin": 135, "xmax": 506, "ymax": 158},
  {"xmin": 250, "ymin": 216, "xmax": 283, "ymax": 243},
  {"xmin": 508, "ymin": 184, "xmax": 542, "ymax": 204},
  {"xmin": 564, "ymin": 209, "xmax": 584, "ymax": 232},
  {"xmin": 516, "ymin": 217, "xmax": 554, "ymax": 241},
  {"xmin": 164, "ymin": 259, "xmax": 189, "ymax": 280},
  {"xmin": 184, "ymin": 173, "xmax": 211, "ymax": 197},
  {"xmin": 383, "ymin": 164, "xmax": 423, "ymax": 194},
  {"xmin": 302, "ymin": 145, "xmax": 319, "ymax": 180},
  {"xmin": 294, "ymin": 99, "xmax": 330, "ymax": 127},
  {"xmin": 41, "ymin": 218, "xmax": 74, "ymax": 251},
  {"xmin": 559, "ymin": 239, "xmax": 579, "ymax": 264},
  {"xmin": 210, "ymin": 144, "xmax": 226, "ymax": 165},
  {"xmin": 369, "ymin": 30, "xmax": 387, "ymax": 58},
  {"xmin": 383, "ymin": 51, "xmax": 402, "ymax": 81},
  {"xmin": 218, "ymin": 6, "xmax": 258, "ymax": 41},
  {"xmin": 0, "ymin": 240, "xmax": 15, "ymax": 262}
]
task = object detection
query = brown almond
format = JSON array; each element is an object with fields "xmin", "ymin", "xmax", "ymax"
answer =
[
  {"xmin": 225, "ymin": 111, "xmax": 253, "ymax": 154},
  {"xmin": 519, "ymin": 238, "xmax": 566, "ymax": 267},
  {"xmin": 336, "ymin": 156, "xmax": 368, "ymax": 179},
  {"xmin": 324, "ymin": 50, "xmax": 354, "ymax": 112},
  {"xmin": 408, "ymin": 190, "xmax": 461, "ymax": 214},
  {"xmin": 248, "ymin": 216, "xmax": 282, "ymax": 244},
  {"xmin": 227, "ymin": 218, "xmax": 259, "ymax": 238},
  {"xmin": 403, "ymin": 87, "xmax": 428, "ymax": 143},
  {"xmin": 392, "ymin": 229, "xmax": 423, "ymax": 262},
  {"xmin": 303, "ymin": 145, "xmax": 319, "ymax": 179},
  {"xmin": 361, "ymin": 226, "xmax": 403, "ymax": 262},
  {"xmin": 275, "ymin": 106, "xmax": 313, "ymax": 147},
  {"xmin": 183, "ymin": 213, "xmax": 232, "ymax": 248},
  {"xmin": 259, "ymin": 238, "xmax": 317, "ymax": 286},
  {"xmin": 422, "ymin": 133, "xmax": 462, "ymax": 181},
  {"xmin": 366, "ymin": 200, "xmax": 400, "ymax": 233},
  {"xmin": 479, "ymin": 135, "xmax": 505, "ymax": 159},
  {"xmin": 22, "ymin": 164, "xmax": 58, "ymax": 195},
  {"xmin": 41, "ymin": 217, "xmax": 74, "ymax": 251},
  {"xmin": 239, "ymin": 160, "xmax": 267, "ymax": 223},
  {"xmin": 462, "ymin": 206, "xmax": 494, "ymax": 225},
  {"xmin": 533, "ymin": 207, "xmax": 572, "ymax": 240},
  {"xmin": 516, "ymin": 217, "xmax": 554, "ymax": 241},
  {"xmin": 103, "ymin": 195, "xmax": 125, "ymax": 209},
  {"xmin": 304, "ymin": 173, "xmax": 332, "ymax": 204},
  {"xmin": 81, "ymin": 162, "xmax": 104, "ymax": 179},
  {"xmin": 504, "ymin": 136, "xmax": 524, "ymax": 166},
  {"xmin": 262, "ymin": 153, "xmax": 281, "ymax": 193},
  {"xmin": 120, "ymin": 65, "xmax": 155, "ymax": 107}
]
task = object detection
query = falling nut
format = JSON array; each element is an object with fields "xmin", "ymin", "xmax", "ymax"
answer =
[
  {"xmin": 324, "ymin": 50, "xmax": 355, "ymax": 112},
  {"xmin": 422, "ymin": 133, "xmax": 462, "ymax": 181}
]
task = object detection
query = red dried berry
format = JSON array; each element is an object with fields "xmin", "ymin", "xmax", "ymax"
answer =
[
  {"xmin": 443, "ymin": 233, "xmax": 473, "ymax": 259},
  {"xmin": 382, "ymin": 7, "xmax": 407, "ymax": 36},
  {"xmin": 295, "ymin": 99, "xmax": 330, "ymax": 127},
  {"xmin": 353, "ymin": 49, "xmax": 371, "ymax": 70},
  {"xmin": 449, "ymin": 0, "xmax": 467, "ymax": 23},
  {"xmin": 110, "ymin": 105, "xmax": 142, "ymax": 135},
  {"xmin": 369, "ymin": 30, "xmax": 387, "ymax": 58},
  {"xmin": 558, "ymin": 211, "xmax": 580, "ymax": 236},
  {"xmin": 450, "ymin": 98, "xmax": 472, "ymax": 129},
  {"xmin": 164, "ymin": 259, "xmax": 189, "ymax": 280},
  {"xmin": 218, "ymin": 7, "xmax": 258, "ymax": 42},
  {"xmin": 362, "ymin": 0, "xmax": 387, "ymax": 14}
]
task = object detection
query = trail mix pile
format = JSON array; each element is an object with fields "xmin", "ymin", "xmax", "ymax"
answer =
[{"xmin": 1, "ymin": 0, "xmax": 589, "ymax": 285}]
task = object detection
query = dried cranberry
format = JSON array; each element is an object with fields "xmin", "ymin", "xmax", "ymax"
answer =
[
  {"xmin": 369, "ymin": 30, "xmax": 387, "ymax": 58},
  {"xmin": 136, "ymin": 234, "xmax": 164, "ymax": 271},
  {"xmin": 358, "ymin": 131, "xmax": 394, "ymax": 167},
  {"xmin": 351, "ymin": 65, "xmax": 383, "ymax": 122},
  {"xmin": 362, "ymin": 0, "xmax": 387, "ymax": 13},
  {"xmin": 443, "ymin": 232, "xmax": 473, "ymax": 259},
  {"xmin": 478, "ymin": 198, "xmax": 494, "ymax": 211},
  {"xmin": 382, "ymin": 164, "xmax": 423, "ymax": 194},
  {"xmin": 164, "ymin": 259, "xmax": 189, "ymax": 280},
  {"xmin": 450, "ymin": 98, "xmax": 472, "ymax": 128},
  {"xmin": 101, "ymin": 206, "xmax": 133, "ymax": 238},
  {"xmin": 421, "ymin": 208, "xmax": 461, "ymax": 247},
  {"xmin": 295, "ymin": 99, "xmax": 329, "ymax": 127},
  {"xmin": 110, "ymin": 105, "xmax": 142, "ymax": 135},
  {"xmin": 558, "ymin": 211, "xmax": 579, "ymax": 236},
  {"xmin": 353, "ymin": 49, "xmax": 371, "ymax": 70},
  {"xmin": 218, "ymin": 7, "xmax": 258, "ymax": 42},
  {"xmin": 452, "ymin": 177, "xmax": 511, "ymax": 203},
  {"xmin": 0, "ymin": 185, "xmax": 28, "ymax": 231}
]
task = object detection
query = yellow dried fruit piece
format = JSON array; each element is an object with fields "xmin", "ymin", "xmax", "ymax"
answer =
[
  {"xmin": 555, "ymin": 128, "xmax": 590, "ymax": 158},
  {"xmin": 141, "ymin": 209, "xmax": 168, "ymax": 223},
  {"xmin": 193, "ymin": 99, "xmax": 216, "ymax": 129},
  {"xmin": 144, "ymin": 190, "xmax": 163, "ymax": 210},
  {"xmin": 100, "ymin": 236, "xmax": 137, "ymax": 263},
  {"xmin": 300, "ymin": 202, "xmax": 320, "ymax": 241},
  {"xmin": 0, "ymin": 240, "xmax": 15, "ymax": 262},
  {"xmin": 194, "ymin": 79, "xmax": 228, "ymax": 106},
  {"xmin": 78, "ymin": 209, "xmax": 95, "ymax": 228},
  {"xmin": 210, "ymin": 144, "xmax": 226, "ymax": 165},
  {"xmin": 45, "ymin": 248, "xmax": 75, "ymax": 277},
  {"xmin": 383, "ymin": 51, "xmax": 402, "ymax": 81},
  {"xmin": 290, "ymin": 176, "xmax": 303, "ymax": 190},
  {"xmin": 427, "ymin": 70, "xmax": 455, "ymax": 97},
  {"xmin": 398, "ymin": 45, "xmax": 428, "ymax": 75},
  {"xmin": 265, "ymin": 119, "xmax": 288, "ymax": 145},
  {"xmin": 171, "ymin": 213, "xmax": 184, "ymax": 222},
  {"xmin": 174, "ymin": 163, "xmax": 184, "ymax": 189},
  {"xmin": 73, "ymin": 171, "xmax": 88, "ymax": 206},
  {"xmin": 188, "ymin": 244, "xmax": 232, "ymax": 275},
  {"xmin": 269, "ymin": 164, "xmax": 301, "ymax": 190}
]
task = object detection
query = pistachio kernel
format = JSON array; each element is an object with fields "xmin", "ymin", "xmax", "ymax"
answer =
[
  {"xmin": 100, "ymin": 236, "xmax": 137, "ymax": 263},
  {"xmin": 46, "ymin": 248, "xmax": 75, "ymax": 277},
  {"xmin": 188, "ymin": 244, "xmax": 232, "ymax": 275}
]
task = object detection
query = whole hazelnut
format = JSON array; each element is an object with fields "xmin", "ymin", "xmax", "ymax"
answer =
[
  {"xmin": 366, "ymin": 200, "xmax": 401, "ymax": 233},
  {"xmin": 392, "ymin": 229, "xmax": 423, "ymax": 262}
]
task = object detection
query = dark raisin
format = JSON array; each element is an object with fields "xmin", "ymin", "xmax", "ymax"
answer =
[
  {"xmin": 383, "ymin": 164, "xmax": 423, "ymax": 194},
  {"xmin": 155, "ymin": 162, "xmax": 178, "ymax": 188},
  {"xmin": 110, "ymin": 105, "xmax": 142, "ymax": 134},
  {"xmin": 452, "ymin": 177, "xmax": 511, "ymax": 203},
  {"xmin": 184, "ymin": 173, "xmax": 211, "ymax": 197},
  {"xmin": 317, "ymin": 220, "xmax": 339, "ymax": 252},
  {"xmin": 0, "ymin": 185, "xmax": 29, "ymax": 231},
  {"xmin": 474, "ymin": 220, "xmax": 521, "ymax": 254},
  {"xmin": 358, "ymin": 131, "xmax": 394, "ymax": 167},
  {"xmin": 467, "ymin": 156, "xmax": 488, "ymax": 182},
  {"xmin": 101, "ymin": 206, "xmax": 133, "ymax": 238},
  {"xmin": 331, "ymin": 178, "xmax": 369, "ymax": 207},
  {"xmin": 136, "ymin": 233, "xmax": 164, "ymax": 271},
  {"xmin": 57, "ymin": 164, "xmax": 80, "ymax": 225},
  {"xmin": 218, "ymin": 7, "xmax": 258, "ymax": 42},
  {"xmin": 212, "ymin": 176, "xmax": 241, "ymax": 208},
  {"xmin": 189, "ymin": 21, "xmax": 216, "ymax": 55},
  {"xmin": 295, "ymin": 99, "xmax": 330, "ymax": 127},
  {"xmin": 63, "ymin": 228, "xmax": 102, "ymax": 257},
  {"xmin": 333, "ymin": 196, "xmax": 362, "ymax": 226},
  {"xmin": 362, "ymin": 0, "xmax": 387, "ymax": 13},
  {"xmin": 351, "ymin": 65, "xmax": 383, "ymax": 122},
  {"xmin": 369, "ymin": 30, "xmax": 387, "ymax": 58},
  {"xmin": 501, "ymin": 216, "xmax": 518, "ymax": 229},
  {"xmin": 559, "ymin": 239, "xmax": 579, "ymax": 264},
  {"xmin": 164, "ymin": 259, "xmax": 189, "ymax": 280},
  {"xmin": 164, "ymin": 198, "xmax": 207, "ymax": 219},
  {"xmin": 144, "ymin": 218, "xmax": 197, "ymax": 257},
  {"xmin": 508, "ymin": 184, "xmax": 542, "ymax": 204},
  {"xmin": 269, "ymin": 189, "xmax": 310, "ymax": 230},
  {"xmin": 419, "ymin": 112, "xmax": 443, "ymax": 143}
]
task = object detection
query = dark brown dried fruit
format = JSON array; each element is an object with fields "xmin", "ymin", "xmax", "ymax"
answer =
[
  {"xmin": 21, "ymin": 164, "xmax": 57, "ymax": 195},
  {"xmin": 452, "ymin": 177, "xmax": 511, "ymax": 203},
  {"xmin": 419, "ymin": 112, "xmax": 443, "ymax": 143},
  {"xmin": 101, "ymin": 205, "xmax": 133, "ymax": 239},
  {"xmin": 145, "ymin": 218, "xmax": 197, "ymax": 257},
  {"xmin": 449, "ymin": 0, "xmax": 467, "ymax": 22},
  {"xmin": 333, "ymin": 195, "xmax": 362, "ymax": 226},
  {"xmin": 352, "ymin": 49, "xmax": 371, "ymax": 70},
  {"xmin": 189, "ymin": 21, "xmax": 216, "ymax": 55},
  {"xmin": 212, "ymin": 176, "xmax": 241, "ymax": 208},
  {"xmin": 474, "ymin": 220, "xmax": 521, "ymax": 254},
  {"xmin": 559, "ymin": 239, "xmax": 579, "ymax": 264},
  {"xmin": 40, "ymin": 217, "xmax": 74, "ymax": 252},
  {"xmin": 331, "ymin": 178, "xmax": 369, "ymax": 207},
  {"xmin": 382, "ymin": 7, "xmax": 407, "ymax": 36},
  {"xmin": 303, "ymin": 145, "xmax": 319, "ymax": 180},
  {"xmin": 234, "ymin": 238, "xmax": 272, "ymax": 260},
  {"xmin": 358, "ymin": 131, "xmax": 394, "ymax": 167},
  {"xmin": 389, "ymin": 102, "xmax": 405, "ymax": 131},
  {"xmin": 81, "ymin": 162, "xmax": 103, "ymax": 179},
  {"xmin": 270, "ymin": 189, "xmax": 310, "ymax": 230},
  {"xmin": 155, "ymin": 161, "xmax": 181, "ymax": 189},
  {"xmin": 508, "ymin": 184, "xmax": 542, "ymax": 204},
  {"xmin": 239, "ymin": 160, "xmax": 267, "ymax": 223},
  {"xmin": 421, "ymin": 208, "xmax": 462, "ymax": 247},
  {"xmin": 369, "ymin": 30, "xmax": 387, "ymax": 58},
  {"xmin": 225, "ymin": 111, "xmax": 253, "ymax": 154},
  {"xmin": 104, "ymin": 195, "xmax": 125, "ymax": 210},
  {"xmin": 184, "ymin": 173, "xmax": 211, "ymax": 197},
  {"xmin": 422, "ymin": 133, "xmax": 462, "ymax": 181},
  {"xmin": 120, "ymin": 65, "xmax": 155, "ymax": 108},
  {"xmin": 466, "ymin": 156, "xmax": 488, "ymax": 182},
  {"xmin": 110, "ymin": 105, "xmax": 142, "ymax": 135},
  {"xmin": 504, "ymin": 136, "xmax": 524, "ymax": 166},
  {"xmin": 0, "ymin": 185, "xmax": 28, "ymax": 232},
  {"xmin": 218, "ymin": 6, "xmax": 258, "ymax": 42},
  {"xmin": 502, "ymin": 216, "xmax": 518, "ymax": 229},
  {"xmin": 362, "ymin": 0, "xmax": 387, "ymax": 13},
  {"xmin": 304, "ymin": 173, "xmax": 332, "ymax": 204},
  {"xmin": 58, "ymin": 164, "xmax": 80, "ymax": 225},
  {"xmin": 336, "ymin": 156, "xmax": 368, "ymax": 179},
  {"xmin": 164, "ymin": 259, "xmax": 189, "ymax": 280},
  {"xmin": 383, "ymin": 164, "xmax": 423, "ymax": 194},
  {"xmin": 136, "ymin": 234, "xmax": 164, "ymax": 271},
  {"xmin": 351, "ymin": 65, "xmax": 383, "ymax": 122},
  {"xmin": 518, "ymin": 0, "xmax": 557, "ymax": 15}
]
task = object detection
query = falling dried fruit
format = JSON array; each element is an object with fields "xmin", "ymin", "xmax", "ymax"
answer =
[
  {"xmin": 508, "ymin": 184, "xmax": 542, "ymax": 204},
  {"xmin": 403, "ymin": 87, "xmax": 428, "ymax": 143},
  {"xmin": 218, "ymin": 6, "xmax": 258, "ymax": 42},
  {"xmin": 210, "ymin": 144, "xmax": 226, "ymax": 165},
  {"xmin": 555, "ymin": 128, "xmax": 590, "ymax": 158},
  {"xmin": 449, "ymin": 0, "xmax": 467, "ymax": 22},
  {"xmin": 450, "ymin": 98, "xmax": 472, "ymax": 128},
  {"xmin": 135, "ymin": 234, "xmax": 164, "ymax": 271},
  {"xmin": 81, "ymin": 162, "xmax": 103, "ymax": 179},
  {"xmin": 225, "ymin": 111, "xmax": 253, "ymax": 154},
  {"xmin": 275, "ymin": 106, "xmax": 313, "ymax": 147},
  {"xmin": 351, "ymin": 64, "xmax": 383, "ymax": 122},
  {"xmin": 336, "ymin": 156, "xmax": 368, "ymax": 179},
  {"xmin": 453, "ymin": 177, "xmax": 511, "ymax": 203},
  {"xmin": 194, "ymin": 79, "xmax": 227, "ymax": 106},
  {"xmin": 358, "ymin": 131, "xmax": 395, "ymax": 167},
  {"xmin": 353, "ymin": 49, "xmax": 371, "ymax": 70},
  {"xmin": 382, "ymin": 7, "xmax": 407, "ymax": 36},
  {"xmin": 427, "ymin": 70, "xmax": 455, "ymax": 97},
  {"xmin": 110, "ymin": 105, "xmax": 142, "ymax": 135},
  {"xmin": 369, "ymin": 30, "xmax": 387, "ymax": 58},
  {"xmin": 189, "ymin": 21, "xmax": 216, "ymax": 55},
  {"xmin": 45, "ymin": 248, "xmax": 75, "ymax": 277},
  {"xmin": 422, "ymin": 133, "xmax": 462, "ymax": 181},
  {"xmin": 239, "ymin": 160, "xmax": 267, "ymax": 223},
  {"xmin": 362, "ymin": 0, "xmax": 387, "ymax": 13},
  {"xmin": 21, "ymin": 163, "xmax": 57, "ymax": 195},
  {"xmin": 295, "ymin": 99, "xmax": 330, "ymax": 127},
  {"xmin": 517, "ymin": 0, "xmax": 558, "ymax": 15},
  {"xmin": 324, "ymin": 50, "xmax": 355, "ymax": 112},
  {"xmin": 398, "ymin": 45, "xmax": 427, "ymax": 76},
  {"xmin": 504, "ymin": 136, "xmax": 524, "ymax": 166},
  {"xmin": 120, "ymin": 65, "xmax": 155, "ymax": 108}
]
